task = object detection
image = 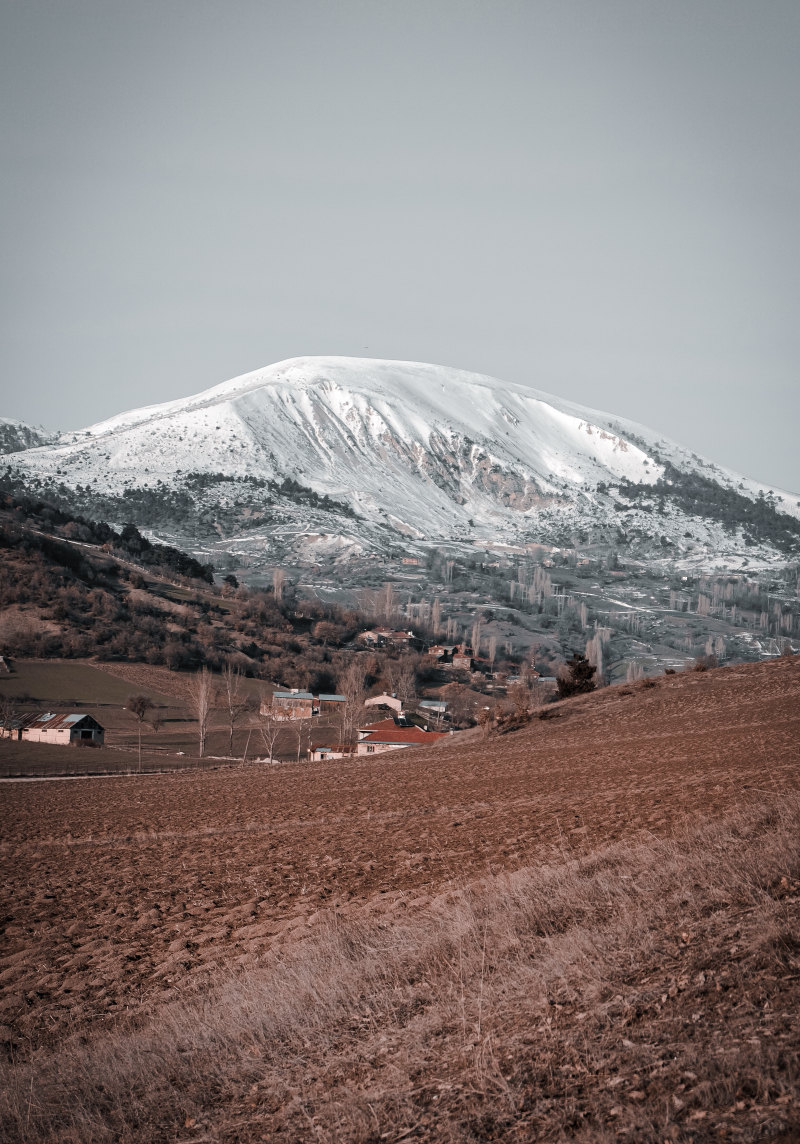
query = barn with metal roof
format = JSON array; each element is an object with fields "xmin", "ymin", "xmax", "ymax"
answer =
[{"xmin": 0, "ymin": 712, "xmax": 104, "ymax": 746}]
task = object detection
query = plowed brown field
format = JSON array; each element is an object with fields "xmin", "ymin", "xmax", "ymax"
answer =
[{"xmin": 3, "ymin": 657, "xmax": 798, "ymax": 1057}]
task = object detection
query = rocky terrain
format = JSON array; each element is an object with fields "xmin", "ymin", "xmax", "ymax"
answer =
[{"xmin": 0, "ymin": 419, "xmax": 55, "ymax": 456}]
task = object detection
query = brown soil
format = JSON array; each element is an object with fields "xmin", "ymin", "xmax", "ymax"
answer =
[
  {"xmin": 1, "ymin": 658, "xmax": 798, "ymax": 1141},
  {"xmin": 91, "ymin": 659, "xmax": 197, "ymax": 699},
  {"xmin": 2, "ymin": 657, "xmax": 797, "ymax": 1047}
]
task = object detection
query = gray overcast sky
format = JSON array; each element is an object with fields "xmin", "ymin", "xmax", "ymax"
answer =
[{"xmin": 1, "ymin": 0, "xmax": 798, "ymax": 491}]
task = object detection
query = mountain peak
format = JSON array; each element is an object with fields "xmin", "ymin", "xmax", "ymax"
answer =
[{"xmin": 3, "ymin": 357, "xmax": 798, "ymax": 569}]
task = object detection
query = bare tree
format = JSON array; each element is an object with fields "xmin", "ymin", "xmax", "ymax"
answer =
[
  {"xmin": 221, "ymin": 663, "xmax": 247, "ymax": 756},
  {"xmin": 477, "ymin": 705, "xmax": 494, "ymax": 737},
  {"xmin": 443, "ymin": 683, "xmax": 476, "ymax": 729},
  {"xmin": 338, "ymin": 659, "xmax": 366, "ymax": 744},
  {"xmin": 292, "ymin": 716, "xmax": 313, "ymax": 763},
  {"xmin": 0, "ymin": 695, "xmax": 19, "ymax": 745},
  {"xmin": 394, "ymin": 658, "xmax": 417, "ymax": 711},
  {"xmin": 507, "ymin": 682, "xmax": 531, "ymax": 720},
  {"xmin": 488, "ymin": 635, "xmax": 497, "ymax": 672},
  {"xmin": 187, "ymin": 668, "xmax": 214, "ymax": 758},
  {"xmin": 471, "ymin": 618, "xmax": 484, "ymax": 658},
  {"xmin": 127, "ymin": 694, "xmax": 152, "ymax": 772},
  {"xmin": 379, "ymin": 581, "xmax": 396, "ymax": 624},
  {"xmin": 273, "ymin": 567, "xmax": 286, "ymax": 602},
  {"xmin": 257, "ymin": 704, "xmax": 281, "ymax": 763},
  {"xmin": 356, "ymin": 587, "xmax": 377, "ymax": 620}
]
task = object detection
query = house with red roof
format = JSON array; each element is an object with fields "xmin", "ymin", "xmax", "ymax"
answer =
[{"xmin": 355, "ymin": 717, "xmax": 448, "ymax": 756}]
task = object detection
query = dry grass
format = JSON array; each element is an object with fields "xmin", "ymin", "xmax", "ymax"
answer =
[{"xmin": 2, "ymin": 794, "xmax": 798, "ymax": 1144}]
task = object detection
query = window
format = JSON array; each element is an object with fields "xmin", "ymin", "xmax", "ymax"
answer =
[{"xmin": 367, "ymin": 745, "xmax": 376, "ymax": 753}]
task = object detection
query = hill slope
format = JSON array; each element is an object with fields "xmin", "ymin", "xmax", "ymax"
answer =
[
  {"xmin": 0, "ymin": 417, "xmax": 56, "ymax": 455},
  {"xmin": 2, "ymin": 657, "xmax": 799, "ymax": 1142},
  {"xmin": 4, "ymin": 356, "xmax": 800, "ymax": 565}
]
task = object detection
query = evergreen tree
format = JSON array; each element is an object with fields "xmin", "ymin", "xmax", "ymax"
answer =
[{"xmin": 556, "ymin": 653, "xmax": 596, "ymax": 699}]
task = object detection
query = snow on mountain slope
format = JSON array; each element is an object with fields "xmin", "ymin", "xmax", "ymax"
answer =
[
  {"xmin": 4, "ymin": 357, "xmax": 799, "ymax": 562},
  {"xmin": 0, "ymin": 417, "xmax": 56, "ymax": 455}
]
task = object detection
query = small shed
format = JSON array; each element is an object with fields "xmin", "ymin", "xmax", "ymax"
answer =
[
  {"xmin": 269, "ymin": 691, "xmax": 314, "ymax": 720},
  {"xmin": 419, "ymin": 699, "xmax": 447, "ymax": 718},
  {"xmin": 317, "ymin": 694, "xmax": 347, "ymax": 713},
  {"xmin": 0, "ymin": 712, "xmax": 105, "ymax": 746},
  {"xmin": 309, "ymin": 743, "xmax": 356, "ymax": 762}
]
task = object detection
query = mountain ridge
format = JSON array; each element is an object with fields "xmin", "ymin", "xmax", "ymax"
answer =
[{"xmin": 4, "ymin": 356, "xmax": 799, "ymax": 570}]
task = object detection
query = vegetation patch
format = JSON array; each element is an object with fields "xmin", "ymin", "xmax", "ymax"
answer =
[{"xmin": 617, "ymin": 463, "xmax": 800, "ymax": 555}]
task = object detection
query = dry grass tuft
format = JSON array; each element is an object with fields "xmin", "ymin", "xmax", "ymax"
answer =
[{"xmin": 2, "ymin": 795, "xmax": 799, "ymax": 1142}]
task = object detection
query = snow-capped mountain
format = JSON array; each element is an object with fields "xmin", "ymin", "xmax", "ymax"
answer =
[
  {"xmin": 0, "ymin": 417, "xmax": 56, "ymax": 455},
  {"xmin": 4, "ymin": 357, "xmax": 799, "ymax": 567}
]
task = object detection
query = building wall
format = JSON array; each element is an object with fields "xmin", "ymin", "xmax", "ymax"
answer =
[
  {"xmin": 273, "ymin": 702, "xmax": 313, "ymax": 720},
  {"xmin": 23, "ymin": 728, "xmax": 72, "ymax": 744},
  {"xmin": 356, "ymin": 741, "xmax": 410, "ymax": 756},
  {"xmin": 21, "ymin": 726, "xmax": 104, "ymax": 745}
]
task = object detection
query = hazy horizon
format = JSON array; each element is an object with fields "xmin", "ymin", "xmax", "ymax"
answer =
[{"xmin": 2, "ymin": 1, "xmax": 799, "ymax": 491}]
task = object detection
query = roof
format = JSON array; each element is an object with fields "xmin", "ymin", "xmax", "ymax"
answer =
[
  {"xmin": 273, "ymin": 691, "xmax": 313, "ymax": 700},
  {"xmin": 360, "ymin": 726, "xmax": 447, "ymax": 745},
  {"xmin": 0, "ymin": 711, "xmax": 102, "ymax": 731},
  {"xmin": 360, "ymin": 717, "xmax": 400, "ymax": 732},
  {"xmin": 311, "ymin": 743, "xmax": 356, "ymax": 753},
  {"xmin": 419, "ymin": 700, "xmax": 447, "ymax": 710},
  {"xmin": 317, "ymin": 694, "xmax": 346, "ymax": 702}
]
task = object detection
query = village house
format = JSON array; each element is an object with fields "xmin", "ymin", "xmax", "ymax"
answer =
[
  {"xmin": 266, "ymin": 690, "xmax": 314, "ymax": 720},
  {"xmin": 364, "ymin": 692, "xmax": 403, "ymax": 714},
  {"xmin": 308, "ymin": 743, "xmax": 357, "ymax": 762},
  {"xmin": 426, "ymin": 644, "xmax": 457, "ymax": 663},
  {"xmin": 0, "ymin": 712, "xmax": 105, "ymax": 746},
  {"xmin": 450, "ymin": 645, "xmax": 474, "ymax": 671},
  {"xmin": 359, "ymin": 627, "xmax": 415, "ymax": 648},
  {"xmin": 355, "ymin": 717, "xmax": 448, "ymax": 756}
]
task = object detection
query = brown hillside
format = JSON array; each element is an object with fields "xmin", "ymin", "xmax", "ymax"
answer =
[{"xmin": 1, "ymin": 657, "xmax": 799, "ymax": 1142}]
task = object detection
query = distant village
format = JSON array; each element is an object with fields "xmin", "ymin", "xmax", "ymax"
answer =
[{"xmin": 0, "ymin": 621, "xmax": 561, "ymax": 765}]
